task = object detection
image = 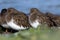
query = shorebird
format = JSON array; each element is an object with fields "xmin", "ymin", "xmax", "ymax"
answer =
[
  {"xmin": 7, "ymin": 8, "xmax": 31, "ymax": 30},
  {"xmin": 29, "ymin": 8, "xmax": 51, "ymax": 28},
  {"xmin": 46, "ymin": 12, "xmax": 60, "ymax": 27},
  {"xmin": 0, "ymin": 8, "xmax": 31, "ymax": 33},
  {"xmin": 29, "ymin": 8, "xmax": 49, "ymax": 28},
  {"xmin": 0, "ymin": 8, "xmax": 9, "ymax": 33}
]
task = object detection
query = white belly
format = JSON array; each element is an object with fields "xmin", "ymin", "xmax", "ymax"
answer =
[
  {"xmin": 2, "ymin": 24, "xmax": 9, "ymax": 28},
  {"xmin": 7, "ymin": 18, "xmax": 28, "ymax": 30},
  {"xmin": 29, "ymin": 20, "xmax": 40, "ymax": 28}
]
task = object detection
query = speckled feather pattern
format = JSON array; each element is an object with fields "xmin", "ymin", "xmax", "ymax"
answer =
[
  {"xmin": 0, "ymin": 8, "xmax": 31, "ymax": 30},
  {"xmin": 29, "ymin": 8, "xmax": 54, "ymax": 28}
]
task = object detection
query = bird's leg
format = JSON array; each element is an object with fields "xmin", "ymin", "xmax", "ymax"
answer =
[
  {"xmin": 3, "ymin": 28, "xmax": 9, "ymax": 33},
  {"xmin": 5, "ymin": 28, "xmax": 8, "ymax": 33}
]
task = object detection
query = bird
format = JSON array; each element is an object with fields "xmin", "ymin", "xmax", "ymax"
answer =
[
  {"xmin": 46, "ymin": 12, "xmax": 60, "ymax": 27},
  {"xmin": 29, "ymin": 8, "xmax": 53, "ymax": 28},
  {"xmin": 6, "ymin": 8, "xmax": 31, "ymax": 31},
  {"xmin": 0, "ymin": 8, "xmax": 31, "ymax": 33},
  {"xmin": 0, "ymin": 8, "xmax": 9, "ymax": 33}
]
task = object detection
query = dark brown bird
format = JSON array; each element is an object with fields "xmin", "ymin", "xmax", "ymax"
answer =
[
  {"xmin": 0, "ymin": 8, "xmax": 9, "ymax": 33},
  {"xmin": 46, "ymin": 12, "xmax": 60, "ymax": 27},
  {"xmin": 6, "ymin": 8, "xmax": 31, "ymax": 30},
  {"xmin": 0, "ymin": 8, "xmax": 31, "ymax": 32},
  {"xmin": 29, "ymin": 8, "xmax": 51, "ymax": 28}
]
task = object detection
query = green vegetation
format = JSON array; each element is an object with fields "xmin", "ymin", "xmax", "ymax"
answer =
[{"xmin": 0, "ymin": 24, "xmax": 60, "ymax": 40}]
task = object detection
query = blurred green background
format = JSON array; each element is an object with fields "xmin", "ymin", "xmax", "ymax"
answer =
[{"xmin": 0, "ymin": 24, "xmax": 60, "ymax": 40}]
